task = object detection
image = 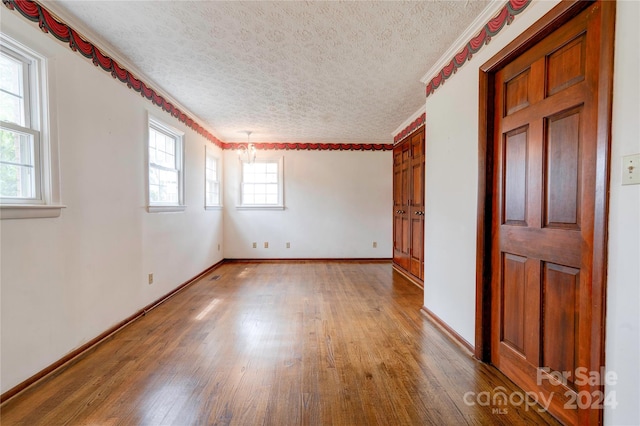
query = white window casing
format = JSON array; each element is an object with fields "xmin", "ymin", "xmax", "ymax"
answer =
[
  {"xmin": 0, "ymin": 33, "xmax": 64, "ymax": 219},
  {"xmin": 146, "ymin": 114, "xmax": 185, "ymax": 213},
  {"xmin": 237, "ymin": 156, "xmax": 284, "ymax": 210},
  {"xmin": 205, "ymin": 145, "xmax": 222, "ymax": 209}
]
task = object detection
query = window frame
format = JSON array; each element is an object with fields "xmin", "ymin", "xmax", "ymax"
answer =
[
  {"xmin": 204, "ymin": 145, "xmax": 222, "ymax": 209},
  {"xmin": 146, "ymin": 115, "xmax": 185, "ymax": 213},
  {"xmin": 237, "ymin": 156, "xmax": 284, "ymax": 210},
  {"xmin": 0, "ymin": 33, "xmax": 63, "ymax": 220}
]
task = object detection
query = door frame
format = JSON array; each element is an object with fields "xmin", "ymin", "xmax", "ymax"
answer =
[{"xmin": 475, "ymin": 0, "xmax": 615, "ymax": 421}]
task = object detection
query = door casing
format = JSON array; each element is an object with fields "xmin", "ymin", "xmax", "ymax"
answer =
[{"xmin": 475, "ymin": 1, "xmax": 615, "ymax": 424}]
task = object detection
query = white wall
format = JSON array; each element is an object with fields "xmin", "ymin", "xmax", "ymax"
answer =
[
  {"xmin": 423, "ymin": 0, "xmax": 560, "ymax": 345},
  {"xmin": 605, "ymin": 1, "xmax": 640, "ymax": 424},
  {"xmin": 0, "ymin": 12, "xmax": 224, "ymax": 394},
  {"xmin": 423, "ymin": 1, "xmax": 639, "ymax": 424},
  {"xmin": 223, "ymin": 149, "xmax": 392, "ymax": 259}
]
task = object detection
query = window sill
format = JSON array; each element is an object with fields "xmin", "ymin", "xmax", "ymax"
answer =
[
  {"xmin": 147, "ymin": 205, "xmax": 187, "ymax": 213},
  {"xmin": 236, "ymin": 205, "xmax": 285, "ymax": 211},
  {"xmin": 205, "ymin": 205, "xmax": 223, "ymax": 211},
  {"xmin": 1, "ymin": 204, "xmax": 66, "ymax": 220}
]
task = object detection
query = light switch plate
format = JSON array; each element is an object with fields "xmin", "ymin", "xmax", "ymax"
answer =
[{"xmin": 622, "ymin": 154, "xmax": 640, "ymax": 185}]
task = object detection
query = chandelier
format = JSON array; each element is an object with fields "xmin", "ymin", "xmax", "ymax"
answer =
[{"xmin": 237, "ymin": 131, "xmax": 257, "ymax": 163}]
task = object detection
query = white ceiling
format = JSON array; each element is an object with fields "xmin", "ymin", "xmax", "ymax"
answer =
[{"xmin": 46, "ymin": 0, "xmax": 491, "ymax": 143}]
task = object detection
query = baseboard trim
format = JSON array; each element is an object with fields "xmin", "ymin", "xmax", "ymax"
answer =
[
  {"xmin": 392, "ymin": 264, "xmax": 424, "ymax": 289},
  {"xmin": 420, "ymin": 306, "xmax": 474, "ymax": 355},
  {"xmin": 0, "ymin": 259, "xmax": 226, "ymax": 405},
  {"xmin": 225, "ymin": 258, "xmax": 392, "ymax": 263}
]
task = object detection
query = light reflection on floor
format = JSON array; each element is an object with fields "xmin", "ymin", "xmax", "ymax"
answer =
[{"xmin": 194, "ymin": 298, "xmax": 221, "ymax": 321}]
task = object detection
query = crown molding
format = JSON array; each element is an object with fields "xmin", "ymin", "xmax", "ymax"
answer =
[
  {"xmin": 420, "ymin": 0, "xmax": 508, "ymax": 84},
  {"xmin": 392, "ymin": 104, "xmax": 426, "ymax": 137},
  {"xmin": 36, "ymin": 0, "xmax": 223, "ymax": 143},
  {"xmin": 422, "ymin": 0, "xmax": 531, "ymax": 98}
]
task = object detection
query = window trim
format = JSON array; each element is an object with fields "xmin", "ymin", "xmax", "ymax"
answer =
[
  {"xmin": 204, "ymin": 145, "xmax": 222, "ymax": 210},
  {"xmin": 0, "ymin": 33, "xmax": 64, "ymax": 219},
  {"xmin": 237, "ymin": 156, "xmax": 284, "ymax": 210},
  {"xmin": 146, "ymin": 114, "xmax": 185, "ymax": 213}
]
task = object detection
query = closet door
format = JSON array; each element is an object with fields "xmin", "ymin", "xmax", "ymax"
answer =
[
  {"xmin": 409, "ymin": 131, "xmax": 425, "ymax": 280},
  {"xmin": 393, "ymin": 143, "xmax": 410, "ymax": 270}
]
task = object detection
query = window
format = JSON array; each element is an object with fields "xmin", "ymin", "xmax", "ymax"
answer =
[
  {"xmin": 147, "ymin": 116, "xmax": 184, "ymax": 212},
  {"xmin": 205, "ymin": 146, "xmax": 221, "ymax": 208},
  {"xmin": 1, "ymin": 43, "xmax": 41, "ymax": 202},
  {"xmin": 239, "ymin": 157, "xmax": 284, "ymax": 209},
  {"xmin": 0, "ymin": 34, "xmax": 62, "ymax": 219}
]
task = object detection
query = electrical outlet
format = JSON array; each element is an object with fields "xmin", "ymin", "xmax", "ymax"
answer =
[
  {"xmin": 286, "ymin": 242, "xmax": 291, "ymax": 249},
  {"xmin": 373, "ymin": 241, "xmax": 377, "ymax": 248},
  {"xmin": 148, "ymin": 273, "xmax": 153, "ymax": 285},
  {"xmin": 622, "ymin": 154, "xmax": 640, "ymax": 185},
  {"xmin": 264, "ymin": 242, "xmax": 269, "ymax": 248},
  {"xmin": 252, "ymin": 242, "xmax": 257, "ymax": 248}
]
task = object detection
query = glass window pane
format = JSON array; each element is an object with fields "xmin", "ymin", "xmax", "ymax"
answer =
[
  {"xmin": 266, "ymin": 194, "xmax": 278, "ymax": 204},
  {"xmin": 0, "ymin": 52, "xmax": 23, "ymax": 96},
  {"xmin": 149, "ymin": 167, "xmax": 159, "ymax": 185},
  {"xmin": 254, "ymin": 193, "xmax": 266, "ymax": 204},
  {"xmin": 253, "ymin": 163, "xmax": 267, "ymax": 174},
  {"xmin": 266, "ymin": 184, "xmax": 278, "ymax": 194},
  {"xmin": 243, "ymin": 183, "xmax": 254, "ymax": 196},
  {"xmin": 149, "ymin": 184, "xmax": 160, "ymax": 202},
  {"xmin": 0, "ymin": 92, "xmax": 23, "ymax": 125},
  {"xmin": 266, "ymin": 172, "xmax": 278, "ymax": 183},
  {"xmin": 266, "ymin": 163, "xmax": 277, "ymax": 173},
  {"xmin": 0, "ymin": 163, "xmax": 34, "ymax": 198},
  {"xmin": 0, "ymin": 128, "xmax": 33, "ymax": 165}
]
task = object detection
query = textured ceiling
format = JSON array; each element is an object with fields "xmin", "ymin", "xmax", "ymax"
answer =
[{"xmin": 47, "ymin": 0, "xmax": 491, "ymax": 143}]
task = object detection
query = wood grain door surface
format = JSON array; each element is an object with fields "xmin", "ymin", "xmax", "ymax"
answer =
[
  {"xmin": 393, "ymin": 143, "xmax": 410, "ymax": 270},
  {"xmin": 409, "ymin": 131, "xmax": 425, "ymax": 280},
  {"xmin": 491, "ymin": 3, "xmax": 608, "ymax": 425}
]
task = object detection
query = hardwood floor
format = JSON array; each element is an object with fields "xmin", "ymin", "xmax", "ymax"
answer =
[{"xmin": 0, "ymin": 261, "xmax": 560, "ymax": 425}]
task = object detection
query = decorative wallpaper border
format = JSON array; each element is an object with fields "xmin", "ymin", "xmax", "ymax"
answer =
[
  {"xmin": 393, "ymin": 113, "xmax": 426, "ymax": 144},
  {"xmin": 222, "ymin": 142, "xmax": 392, "ymax": 152},
  {"xmin": 3, "ymin": 0, "xmax": 393, "ymax": 152},
  {"xmin": 223, "ymin": 142, "xmax": 392, "ymax": 151},
  {"xmin": 425, "ymin": 0, "xmax": 531, "ymax": 98}
]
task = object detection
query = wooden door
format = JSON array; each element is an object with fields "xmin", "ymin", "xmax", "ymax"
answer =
[
  {"xmin": 409, "ymin": 131, "xmax": 425, "ymax": 279},
  {"xmin": 490, "ymin": 3, "xmax": 611, "ymax": 425},
  {"xmin": 393, "ymin": 143, "xmax": 410, "ymax": 270}
]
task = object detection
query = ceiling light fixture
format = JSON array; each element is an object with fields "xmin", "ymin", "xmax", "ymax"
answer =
[{"xmin": 237, "ymin": 131, "xmax": 257, "ymax": 163}]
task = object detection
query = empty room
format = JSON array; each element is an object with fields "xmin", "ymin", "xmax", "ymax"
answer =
[{"xmin": 0, "ymin": 0, "xmax": 638, "ymax": 425}]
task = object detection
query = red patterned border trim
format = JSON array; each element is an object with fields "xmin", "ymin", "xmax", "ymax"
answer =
[
  {"xmin": 3, "ymin": 0, "xmax": 393, "ymax": 152},
  {"xmin": 425, "ymin": 0, "xmax": 531, "ymax": 98},
  {"xmin": 223, "ymin": 142, "xmax": 392, "ymax": 151},
  {"xmin": 393, "ymin": 113, "xmax": 425, "ymax": 144},
  {"xmin": 2, "ymin": 0, "xmax": 226, "ymax": 148}
]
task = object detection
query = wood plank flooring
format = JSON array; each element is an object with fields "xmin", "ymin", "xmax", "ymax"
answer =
[{"xmin": 0, "ymin": 261, "xmax": 560, "ymax": 425}]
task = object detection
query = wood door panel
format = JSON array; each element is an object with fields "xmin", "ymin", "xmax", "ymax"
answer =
[
  {"xmin": 545, "ymin": 106, "xmax": 583, "ymax": 229},
  {"xmin": 546, "ymin": 34, "xmax": 586, "ymax": 97},
  {"xmin": 410, "ymin": 215, "xmax": 424, "ymax": 278},
  {"xmin": 542, "ymin": 262, "xmax": 580, "ymax": 390},
  {"xmin": 505, "ymin": 69, "xmax": 531, "ymax": 115},
  {"xmin": 499, "ymin": 227, "xmax": 582, "ymax": 268},
  {"xmin": 500, "ymin": 83, "xmax": 586, "ymax": 132},
  {"xmin": 503, "ymin": 127, "xmax": 528, "ymax": 225},
  {"xmin": 501, "ymin": 253, "xmax": 527, "ymax": 354}
]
